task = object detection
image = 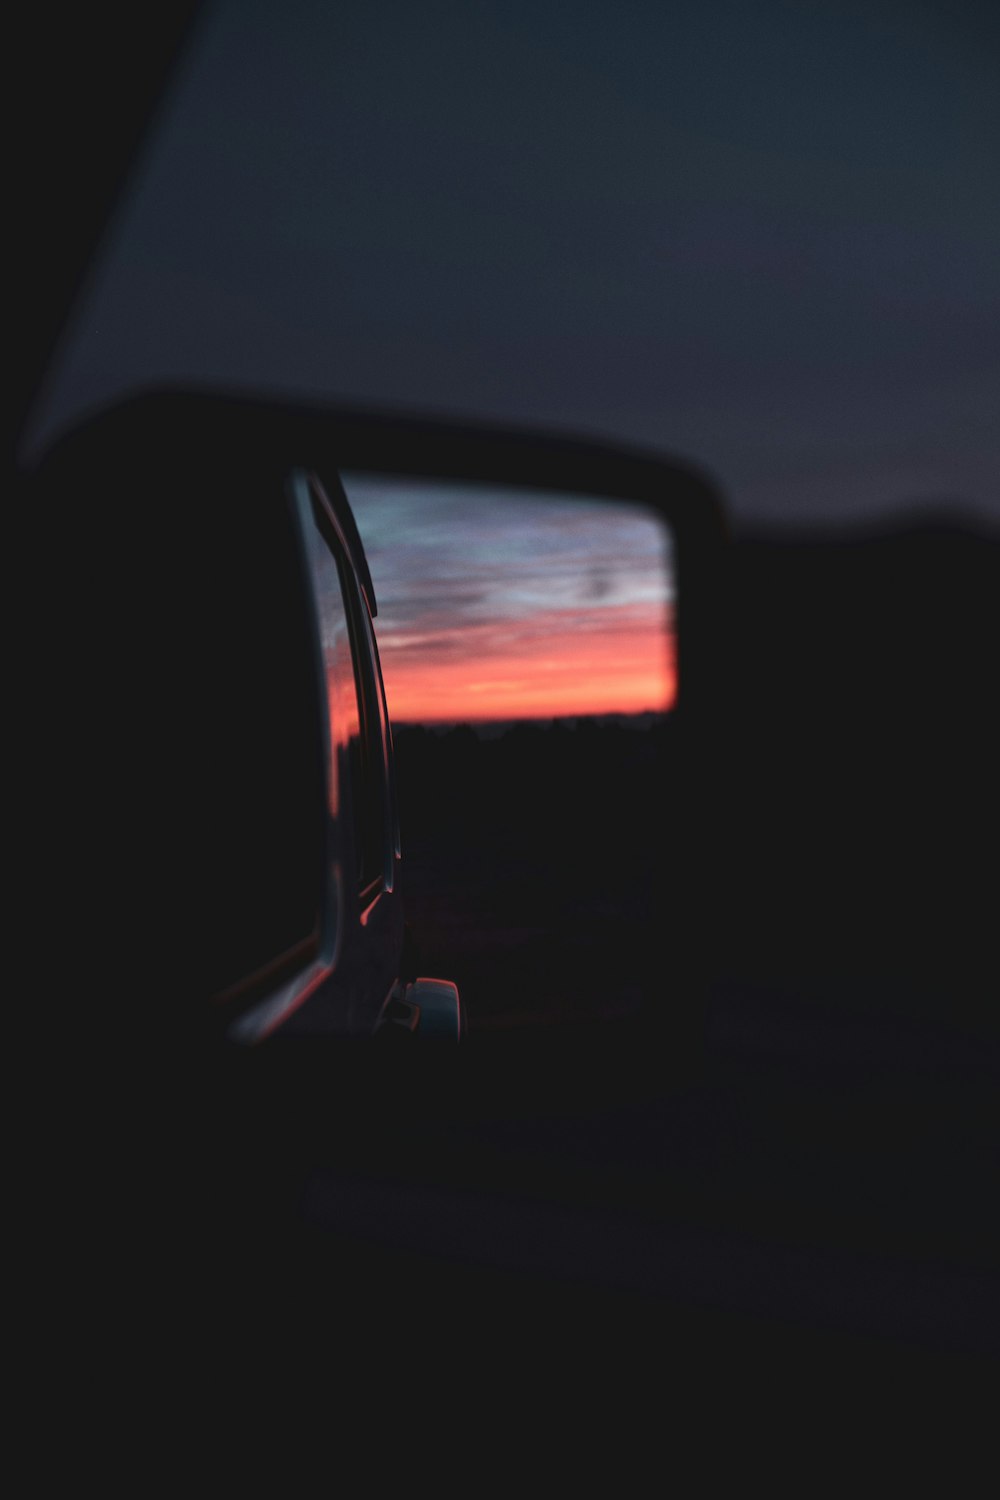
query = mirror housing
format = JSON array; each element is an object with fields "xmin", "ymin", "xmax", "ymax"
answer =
[{"xmin": 26, "ymin": 387, "xmax": 727, "ymax": 1052}]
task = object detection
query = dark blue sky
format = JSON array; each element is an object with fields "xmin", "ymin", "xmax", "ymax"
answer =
[{"xmin": 32, "ymin": 0, "xmax": 999, "ymax": 524}]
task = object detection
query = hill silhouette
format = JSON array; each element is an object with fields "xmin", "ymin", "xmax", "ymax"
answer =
[
  {"xmin": 392, "ymin": 713, "xmax": 677, "ymax": 1031},
  {"xmin": 393, "ymin": 514, "xmax": 1000, "ymax": 1050}
]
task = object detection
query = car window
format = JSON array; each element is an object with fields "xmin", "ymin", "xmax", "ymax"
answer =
[
  {"xmin": 299, "ymin": 476, "xmax": 385, "ymax": 894},
  {"xmin": 354, "ymin": 586, "xmax": 400, "ymax": 873}
]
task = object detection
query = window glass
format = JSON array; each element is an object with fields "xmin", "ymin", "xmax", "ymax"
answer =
[
  {"xmin": 356, "ymin": 596, "xmax": 397, "ymax": 871},
  {"xmin": 301, "ymin": 491, "xmax": 382, "ymax": 891}
]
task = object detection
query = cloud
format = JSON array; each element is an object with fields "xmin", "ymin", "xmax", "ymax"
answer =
[
  {"xmin": 340, "ymin": 475, "xmax": 676, "ymax": 719},
  {"xmin": 583, "ymin": 566, "xmax": 613, "ymax": 602}
]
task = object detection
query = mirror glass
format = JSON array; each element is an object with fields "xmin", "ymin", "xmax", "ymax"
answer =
[
  {"xmin": 341, "ymin": 477, "xmax": 675, "ymax": 726},
  {"xmin": 341, "ymin": 475, "xmax": 677, "ymax": 1033}
]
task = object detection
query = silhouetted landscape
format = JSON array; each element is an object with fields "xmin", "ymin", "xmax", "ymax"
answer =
[
  {"xmin": 393, "ymin": 712, "xmax": 675, "ymax": 1031},
  {"xmin": 394, "ymin": 507, "xmax": 1000, "ymax": 1054},
  {"xmin": 321, "ymin": 520, "xmax": 1000, "ymax": 1364}
]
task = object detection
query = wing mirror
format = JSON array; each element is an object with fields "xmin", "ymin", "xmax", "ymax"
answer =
[{"xmin": 27, "ymin": 388, "xmax": 726, "ymax": 1048}]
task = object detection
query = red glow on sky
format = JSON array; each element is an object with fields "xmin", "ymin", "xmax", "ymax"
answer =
[
  {"xmin": 378, "ymin": 603, "xmax": 674, "ymax": 723},
  {"xmin": 344, "ymin": 475, "xmax": 677, "ymax": 728}
]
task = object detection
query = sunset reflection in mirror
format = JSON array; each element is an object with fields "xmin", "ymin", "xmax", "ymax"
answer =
[{"xmin": 342, "ymin": 477, "xmax": 675, "ymax": 725}]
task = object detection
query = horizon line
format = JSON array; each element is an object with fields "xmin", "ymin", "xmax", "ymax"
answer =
[{"xmin": 392, "ymin": 706, "xmax": 673, "ymax": 730}]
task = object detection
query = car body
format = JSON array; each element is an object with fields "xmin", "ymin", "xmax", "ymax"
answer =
[{"xmin": 29, "ymin": 391, "xmax": 468, "ymax": 1043}]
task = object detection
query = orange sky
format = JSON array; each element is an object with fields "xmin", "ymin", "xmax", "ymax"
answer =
[
  {"xmin": 345, "ymin": 477, "xmax": 676, "ymax": 726},
  {"xmin": 378, "ymin": 602, "xmax": 675, "ymax": 723}
]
